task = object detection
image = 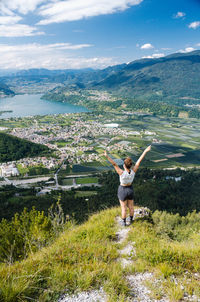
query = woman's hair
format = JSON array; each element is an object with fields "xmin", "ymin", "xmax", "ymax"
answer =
[{"xmin": 124, "ymin": 157, "xmax": 133, "ymax": 169}]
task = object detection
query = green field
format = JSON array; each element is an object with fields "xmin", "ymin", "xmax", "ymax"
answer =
[
  {"xmin": 60, "ymin": 178, "xmax": 73, "ymax": 186},
  {"xmin": 76, "ymin": 177, "xmax": 98, "ymax": 184},
  {"xmin": 75, "ymin": 190, "xmax": 97, "ymax": 197}
]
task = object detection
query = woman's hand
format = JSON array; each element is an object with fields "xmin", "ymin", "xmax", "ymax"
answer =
[{"xmin": 145, "ymin": 145, "xmax": 151, "ymax": 152}]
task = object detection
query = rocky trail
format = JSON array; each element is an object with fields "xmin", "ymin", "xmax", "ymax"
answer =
[
  {"xmin": 58, "ymin": 207, "xmax": 200, "ymax": 301},
  {"xmin": 58, "ymin": 207, "xmax": 164, "ymax": 302}
]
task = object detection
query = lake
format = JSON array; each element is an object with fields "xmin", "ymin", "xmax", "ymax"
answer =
[{"xmin": 0, "ymin": 94, "xmax": 88, "ymax": 118}]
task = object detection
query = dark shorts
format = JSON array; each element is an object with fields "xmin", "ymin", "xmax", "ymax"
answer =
[{"xmin": 117, "ymin": 185, "xmax": 134, "ymax": 201}]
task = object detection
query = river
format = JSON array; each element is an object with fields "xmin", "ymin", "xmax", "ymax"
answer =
[{"xmin": 0, "ymin": 94, "xmax": 88, "ymax": 118}]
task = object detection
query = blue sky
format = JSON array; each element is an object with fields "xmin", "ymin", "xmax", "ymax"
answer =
[{"xmin": 0, "ymin": 0, "xmax": 200, "ymax": 70}]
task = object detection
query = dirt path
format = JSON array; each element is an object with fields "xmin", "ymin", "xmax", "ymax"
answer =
[{"xmin": 115, "ymin": 209, "xmax": 166, "ymax": 302}]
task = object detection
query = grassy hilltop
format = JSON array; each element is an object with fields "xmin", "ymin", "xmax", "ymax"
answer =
[{"xmin": 0, "ymin": 206, "xmax": 199, "ymax": 302}]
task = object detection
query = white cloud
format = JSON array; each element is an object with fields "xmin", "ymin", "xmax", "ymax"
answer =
[
  {"xmin": 161, "ymin": 47, "xmax": 172, "ymax": 50},
  {"xmin": 0, "ymin": 0, "xmax": 48, "ymax": 15},
  {"xmin": 0, "ymin": 42, "xmax": 115, "ymax": 70},
  {"xmin": 179, "ymin": 47, "xmax": 196, "ymax": 53},
  {"xmin": 37, "ymin": 0, "xmax": 143, "ymax": 25},
  {"xmin": 0, "ymin": 24, "xmax": 45, "ymax": 37},
  {"xmin": 0, "ymin": 3, "xmax": 45, "ymax": 37},
  {"xmin": 142, "ymin": 53, "xmax": 165, "ymax": 59},
  {"xmin": 141, "ymin": 43, "xmax": 154, "ymax": 49},
  {"xmin": 0, "ymin": 43, "xmax": 92, "ymax": 53},
  {"xmin": 44, "ymin": 42, "xmax": 93, "ymax": 50},
  {"xmin": 188, "ymin": 21, "xmax": 200, "ymax": 29},
  {"xmin": 174, "ymin": 11, "xmax": 185, "ymax": 18},
  {"xmin": 0, "ymin": 15, "xmax": 22, "ymax": 25}
]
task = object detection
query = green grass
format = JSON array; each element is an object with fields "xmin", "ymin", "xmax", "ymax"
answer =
[
  {"xmin": 0, "ymin": 207, "xmax": 199, "ymax": 302},
  {"xmin": 0, "ymin": 207, "xmax": 129, "ymax": 302},
  {"xmin": 126, "ymin": 212, "xmax": 200, "ymax": 301},
  {"xmin": 75, "ymin": 191, "xmax": 97, "ymax": 198},
  {"xmin": 56, "ymin": 142, "xmax": 66, "ymax": 147},
  {"xmin": 16, "ymin": 164, "xmax": 29, "ymax": 175},
  {"xmin": 60, "ymin": 178, "xmax": 73, "ymax": 186},
  {"xmin": 76, "ymin": 177, "xmax": 98, "ymax": 184}
]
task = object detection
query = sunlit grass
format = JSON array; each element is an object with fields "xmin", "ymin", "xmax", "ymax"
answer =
[
  {"xmin": 127, "ymin": 213, "xmax": 200, "ymax": 301},
  {"xmin": 0, "ymin": 207, "xmax": 129, "ymax": 302},
  {"xmin": 0, "ymin": 207, "xmax": 199, "ymax": 302}
]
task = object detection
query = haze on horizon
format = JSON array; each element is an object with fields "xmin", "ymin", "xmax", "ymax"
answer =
[{"xmin": 0, "ymin": 0, "xmax": 200, "ymax": 70}]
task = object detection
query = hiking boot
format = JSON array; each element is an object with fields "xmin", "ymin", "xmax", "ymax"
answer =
[{"xmin": 119, "ymin": 219, "xmax": 127, "ymax": 227}]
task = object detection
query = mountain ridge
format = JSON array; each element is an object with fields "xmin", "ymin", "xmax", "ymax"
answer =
[
  {"xmin": 0, "ymin": 206, "xmax": 199, "ymax": 301},
  {"xmin": 1, "ymin": 50, "xmax": 200, "ymax": 102},
  {"xmin": 90, "ymin": 50, "xmax": 200, "ymax": 100}
]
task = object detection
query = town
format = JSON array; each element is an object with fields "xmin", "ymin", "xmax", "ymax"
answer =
[
  {"xmin": 0, "ymin": 113, "xmax": 146, "ymax": 188},
  {"xmin": 0, "ymin": 109, "xmax": 199, "ymax": 191}
]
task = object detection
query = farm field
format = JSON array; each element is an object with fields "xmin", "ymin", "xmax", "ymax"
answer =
[
  {"xmin": 76, "ymin": 177, "xmax": 98, "ymax": 185},
  {"xmin": 74, "ymin": 191, "xmax": 97, "ymax": 197}
]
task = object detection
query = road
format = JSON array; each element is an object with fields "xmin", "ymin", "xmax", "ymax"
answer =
[{"xmin": 3, "ymin": 176, "xmax": 50, "ymax": 186}]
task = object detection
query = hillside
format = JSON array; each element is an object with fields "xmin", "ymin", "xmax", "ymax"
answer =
[
  {"xmin": 0, "ymin": 206, "xmax": 199, "ymax": 302},
  {"xmin": 41, "ymin": 50, "xmax": 200, "ymax": 118},
  {"xmin": 2, "ymin": 50, "xmax": 200, "ymax": 103},
  {"xmin": 92, "ymin": 50, "xmax": 200, "ymax": 100},
  {"xmin": 0, "ymin": 82, "xmax": 14, "ymax": 97},
  {"xmin": 0, "ymin": 132, "xmax": 50, "ymax": 162}
]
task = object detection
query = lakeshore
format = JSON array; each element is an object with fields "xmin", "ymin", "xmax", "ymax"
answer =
[{"xmin": 0, "ymin": 94, "xmax": 88, "ymax": 118}]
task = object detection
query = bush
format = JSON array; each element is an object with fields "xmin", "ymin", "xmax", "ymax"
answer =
[
  {"xmin": 152, "ymin": 210, "xmax": 200, "ymax": 241},
  {"xmin": 0, "ymin": 201, "xmax": 71, "ymax": 264}
]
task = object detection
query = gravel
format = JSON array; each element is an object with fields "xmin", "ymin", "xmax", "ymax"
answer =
[{"xmin": 58, "ymin": 288, "xmax": 107, "ymax": 302}]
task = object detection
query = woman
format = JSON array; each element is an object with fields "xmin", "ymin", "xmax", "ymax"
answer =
[{"xmin": 104, "ymin": 145, "xmax": 151, "ymax": 226}]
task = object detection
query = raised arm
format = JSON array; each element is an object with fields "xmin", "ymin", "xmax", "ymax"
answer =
[
  {"xmin": 133, "ymin": 145, "xmax": 151, "ymax": 173},
  {"xmin": 104, "ymin": 151, "xmax": 123, "ymax": 175}
]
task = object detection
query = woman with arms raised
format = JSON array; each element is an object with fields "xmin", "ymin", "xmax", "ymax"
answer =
[{"xmin": 104, "ymin": 145, "xmax": 151, "ymax": 226}]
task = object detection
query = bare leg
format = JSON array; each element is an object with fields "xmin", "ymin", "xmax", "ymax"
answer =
[
  {"xmin": 127, "ymin": 199, "xmax": 134, "ymax": 217},
  {"xmin": 119, "ymin": 200, "xmax": 127, "ymax": 219}
]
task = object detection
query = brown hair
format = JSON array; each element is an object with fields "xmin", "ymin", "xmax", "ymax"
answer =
[{"xmin": 124, "ymin": 157, "xmax": 133, "ymax": 169}]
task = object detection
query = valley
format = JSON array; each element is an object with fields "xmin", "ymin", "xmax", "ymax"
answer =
[{"xmin": 0, "ymin": 110, "xmax": 199, "ymax": 194}]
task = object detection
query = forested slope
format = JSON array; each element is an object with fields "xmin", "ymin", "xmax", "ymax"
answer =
[
  {"xmin": 92, "ymin": 50, "xmax": 200, "ymax": 100},
  {"xmin": 0, "ymin": 132, "xmax": 50, "ymax": 162}
]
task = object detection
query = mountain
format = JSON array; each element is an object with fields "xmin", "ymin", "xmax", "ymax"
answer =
[
  {"xmin": 11, "ymin": 68, "xmax": 95, "ymax": 77},
  {"xmin": 1, "ymin": 50, "xmax": 200, "ymax": 102},
  {"xmin": 0, "ymin": 82, "xmax": 15, "ymax": 97},
  {"xmin": 90, "ymin": 50, "xmax": 200, "ymax": 100}
]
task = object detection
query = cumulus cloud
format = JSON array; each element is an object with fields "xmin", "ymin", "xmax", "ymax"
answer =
[
  {"xmin": 0, "ymin": 42, "xmax": 115, "ymax": 70},
  {"xmin": 174, "ymin": 11, "xmax": 185, "ymax": 18},
  {"xmin": 141, "ymin": 43, "xmax": 154, "ymax": 49},
  {"xmin": 179, "ymin": 47, "xmax": 196, "ymax": 53},
  {"xmin": 142, "ymin": 53, "xmax": 165, "ymax": 59},
  {"xmin": 0, "ymin": 3, "xmax": 45, "ymax": 37},
  {"xmin": 37, "ymin": 0, "xmax": 143, "ymax": 25},
  {"xmin": 0, "ymin": 2, "xmax": 47, "ymax": 37},
  {"xmin": 188, "ymin": 21, "xmax": 200, "ymax": 29},
  {"xmin": 0, "ymin": 0, "xmax": 48, "ymax": 15},
  {"xmin": 0, "ymin": 24, "xmax": 45, "ymax": 37}
]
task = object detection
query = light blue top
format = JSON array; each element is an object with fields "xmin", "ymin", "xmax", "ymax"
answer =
[{"xmin": 120, "ymin": 169, "xmax": 135, "ymax": 185}]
